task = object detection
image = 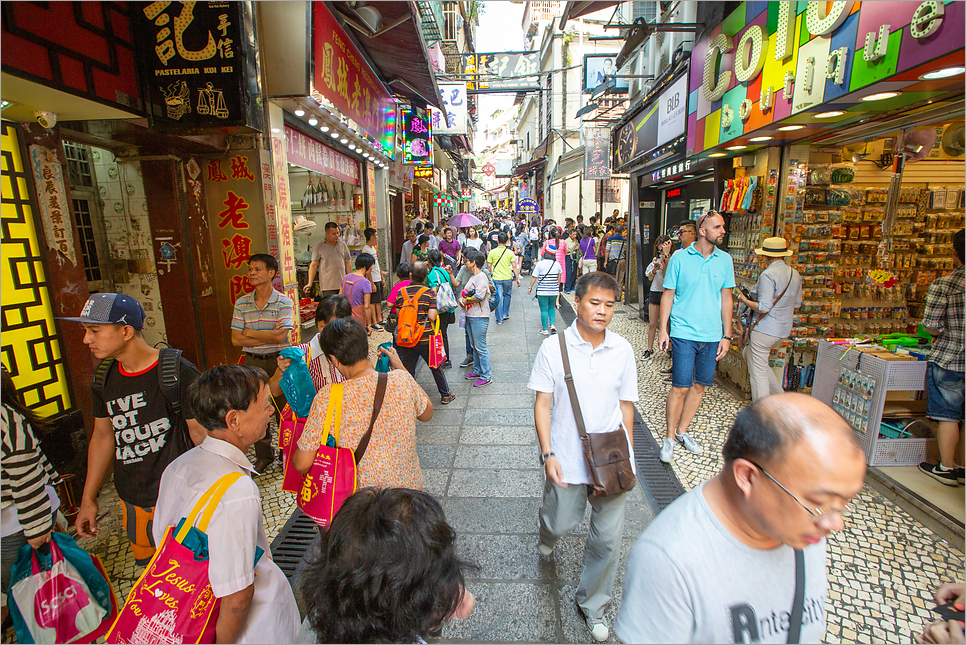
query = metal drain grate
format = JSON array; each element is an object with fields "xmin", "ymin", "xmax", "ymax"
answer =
[
  {"xmin": 633, "ymin": 411, "xmax": 686, "ymax": 511},
  {"xmin": 269, "ymin": 509, "xmax": 319, "ymax": 588}
]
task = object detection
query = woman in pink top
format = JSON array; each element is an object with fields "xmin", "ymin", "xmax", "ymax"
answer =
[{"xmin": 541, "ymin": 227, "xmax": 567, "ymax": 289}]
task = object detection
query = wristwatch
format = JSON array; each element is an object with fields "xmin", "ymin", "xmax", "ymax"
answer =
[
  {"xmin": 722, "ymin": 335, "xmax": 733, "ymax": 341},
  {"xmin": 540, "ymin": 451, "xmax": 555, "ymax": 465}
]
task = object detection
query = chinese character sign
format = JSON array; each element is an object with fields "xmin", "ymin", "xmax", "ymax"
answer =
[
  {"xmin": 404, "ymin": 111, "xmax": 433, "ymax": 165},
  {"xmin": 28, "ymin": 145, "xmax": 77, "ymax": 265},
  {"xmin": 135, "ymin": 1, "xmax": 262, "ymax": 131},
  {"xmin": 435, "ymin": 83, "xmax": 467, "ymax": 134},
  {"xmin": 268, "ymin": 106, "xmax": 300, "ymax": 346},
  {"xmin": 583, "ymin": 127, "xmax": 612, "ymax": 181},
  {"xmin": 285, "ymin": 126, "xmax": 360, "ymax": 186},
  {"xmin": 313, "ymin": 2, "xmax": 395, "ymax": 153}
]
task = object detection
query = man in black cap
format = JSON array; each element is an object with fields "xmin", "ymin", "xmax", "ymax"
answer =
[{"xmin": 59, "ymin": 293, "xmax": 204, "ymax": 564}]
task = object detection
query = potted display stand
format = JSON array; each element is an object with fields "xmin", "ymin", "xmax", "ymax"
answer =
[{"xmin": 812, "ymin": 340, "xmax": 940, "ymax": 467}]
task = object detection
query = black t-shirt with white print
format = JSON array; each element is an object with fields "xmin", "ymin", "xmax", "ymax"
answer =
[{"xmin": 92, "ymin": 356, "xmax": 199, "ymax": 508}]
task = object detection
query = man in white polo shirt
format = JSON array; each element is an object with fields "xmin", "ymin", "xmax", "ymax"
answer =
[
  {"xmin": 230, "ymin": 253, "xmax": 294, "ymax": 473},
  {"xmin": 528, "ymin": 272, "xmax": 638, "ymax": 643}
]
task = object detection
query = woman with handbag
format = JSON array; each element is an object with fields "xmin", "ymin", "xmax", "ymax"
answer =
[
  {"xmin": 529, "ymin": 246, "xmax": 563, "ymax": 335},
  {"xmin": 734, "ymin": 237, "xmax": 803, "ymax": 401},
  {"xmin": 426, "ymin": 250, "xmax": 459, "ymax": 368},
  {"xmin": 642, "ymin": 235, "xmax": 672, "ymax": 360},
  {"xmin": 294, "ymin": 319, "xmax": 434, "ymax": 489}
]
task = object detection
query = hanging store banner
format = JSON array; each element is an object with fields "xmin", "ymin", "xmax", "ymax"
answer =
[
  {"xmin": 462, "ymin": 52, "xmax": 540, "ymax": 92},
  {"xmin": 403, "ymin": 111, "xmax": 434, "ymax": 165},
  {"xmin": 516, "ymin": 197, "xmax": 539, "ymax": 215},
  {"xmin": 434, "ymin": 83, "xmax": 468, "ymax": 134},
  {"xmin": 583, "ymin": 54, "xmax": 629, "ymax": 93},
  {"xmin": 583, "ymin": 127, "xmax": 612, "ymax": 181},
  {"xmin": 613, "ymin": 71, "xmax": 688, "ymax": 170},
  {"xmin": 657, "ymin": 73, "xmax": 688, "ymax": 148},
  {"xmin": 285, "ymin": 126, "xmax": 360, "ymax": 186},
  {"xmin": 688, "ymin": 1, "xmax": 965, "ymax": 154},
  {"xmin": 28, "ymin": 145, "xmax": 77, "ymax": 265},
  {"xmin": 414, "ymin": 165, "xmax": 434, "ymax": 179},
  {"xmin": 313, "ymin": 2, "xmax": 395, "ymax": 154},
  {"xmin": 135, "ymin": 1, "xmax": 262, "ymax": 132}
]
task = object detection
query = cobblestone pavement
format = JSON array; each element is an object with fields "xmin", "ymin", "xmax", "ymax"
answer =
[
  {"xmin": 560, "ymin": 290, "xmax": 964, "ymax": 645},
  {"xmin": 70, "ymin": 283, "xmax": 963, "ymax": 644}
]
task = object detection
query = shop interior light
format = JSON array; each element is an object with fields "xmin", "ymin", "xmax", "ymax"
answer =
[
  {"xmin": 709, "ymin": 152, "xmax": 727, "ymax": 157},
  {"xmin": 814, "ymin": 110, "xmax": 845, "ymax": 118},
  {"xmin": 726, "ymin": 145, "xmax": 746, "ymax": 150},
  {"xmin": 320, "ymin": 124, "xmax": 330, "ymax": 132},
  {"xmin": 308, "ymin": 117, "xmax": 318, "ymax": 126},
  {"xmin": 294, "ymin": 108, "xmax": 305, "ymax": 117},
  {"xmin": 329, "ymin": 131, "xmax": 340, "ymax": 138},
  {"xmin": 348, "ymin": 144, "xmax": 356, "ymax": 150},
  {"xmin": 778, "ymin": 124, "xmax": 805, "ymax": 131},
  {"xmin": 861, "ymin": 92, "xmax": 899, "ymax": 102},
  {"xmin": 271, "ymin": 128, "xmax": 281, "ymax": 134},
  {"xmin": 340, "ymin": 137, "xmax": 348, "ymax": 144},
  {"xmin": 921, "ymin": 66, "xmax": 965, "ymax": 80},
  {"xmin": 750, "ymin": 136, "xmax": 772, "ymax": 142},
  {"xmin": 683, "ymin": 174, "xmax": 694, "ymax": 178}
]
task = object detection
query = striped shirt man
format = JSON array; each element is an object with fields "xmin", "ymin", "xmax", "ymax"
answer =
[
  {"xmin": 1, "ymin": 404, "xmax": 60, "ymax": 539},
  {"xmin": 231, "ymin": 288, "xmax": 295, "ymax": 356}
]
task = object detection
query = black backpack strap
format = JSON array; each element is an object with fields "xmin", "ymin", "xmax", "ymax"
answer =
[
  {"xmin": 158, "ymin": 348, "xmax": 183, "ymax": 417},
  {"xmin": 91, "ymin": 357, "xmax": 116, "ymax": 399},
  {"xmin": 787, "ymin": 549, "xmax": 806, "ymax": 643}
]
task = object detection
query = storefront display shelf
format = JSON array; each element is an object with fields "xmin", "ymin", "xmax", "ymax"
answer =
[{"xmin": 813, "ymin": 340, "xmax": 939, "ymax": 467}]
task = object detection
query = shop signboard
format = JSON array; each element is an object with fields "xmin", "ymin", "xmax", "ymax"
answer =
[
  {"xmin": 649, "ymin": 157, "xmax": 713, "ymax": 184},
  {"xmin": 135, "ymin": 1, "xmax": 262, "ymax": 133},
  {"xmin": 583, "ymin": 54, "xmax": 629, "ymax": 93},
  {"xmin": 583, "ymin": 127, "xmax": 612, "ymax": 181},
  {"xmin": 268, "ymin": 106, "xmax": 299, "ymax": 346},
  {"xmin": 462, "ymin": 52, "xmax": 540, "ymax": 92},
  {"xmin": 516, "ymin": 197, "xmax": 539, "ymax": 215},
  {"xmin": 313, "ymin": 2, "xmax": 395, "ymax": 154},
  {"xmin": 403, "ymin": 111, "xmax": 434, "ymax": 165},
  {"xmin": 28, "ymin": 145, "xmax": 77, "ymax": 265},
  {"xmin": 434, "ymin": 83, "xmax": 468, "ymax": 134},
  {"xmin": 285, "ymin": 126, "xmax": 360, "ymax": 186},
  {"xmin": 613, "ymin": 71, "xmax": 688, "ymax": 170},
  {"xmin": 414, "ymin": 165, "xmax": 434, "ymax": 179},
  {"xmin": 202, "ymin": 151, "xmax": 276, "ymax": 356},
  {"xmin": 688, "ymin": 1, "xmax": 965, "ymax": 154}
]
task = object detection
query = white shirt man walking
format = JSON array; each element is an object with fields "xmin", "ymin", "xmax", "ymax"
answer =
[
  {"xmin": 529, "ymin": 272, "xmax": 638, "ymax": 643},
  {"xmin": 735, "ymin": 238, "xmax": 803, "ymax": 401},
  {"xmin": 659, "ymin": 211, "xmax": 735, "ymax": 463}
]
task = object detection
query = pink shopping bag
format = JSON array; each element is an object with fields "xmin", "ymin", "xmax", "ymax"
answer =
[
  {"xmin": 276, "ymin": 404, "xmax": 308, "ymax": 494},
  {"xmin": 106, "ymin": 473, "xmax": 245, "ymax": 644},
  {"xmin": 428, "ymin": 316, "xmax": 447, "ymax": 369}
]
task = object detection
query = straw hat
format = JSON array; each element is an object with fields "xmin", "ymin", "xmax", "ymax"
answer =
[{"xmin": 754, "ymin": 237, "xmax": 793, "ymax": 257}]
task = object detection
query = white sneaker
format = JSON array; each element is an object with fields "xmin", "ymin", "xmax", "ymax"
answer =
[
  {"xmin": 676, "ymin": 432, "xmax": 704, "ymax": 455},
  {"xmin": 586, "ymin": 619, "xmax": 609, "ymax": 643},
  {"xmin": 659, "ymin": 437, "xmax": 674, "ymax": 463},
  {"xmin": 539, "ymin": 329, "xmax": 549, "ymax": 335},
  {"xmin": 538, "ymin": 541, "xmax": 554, "ymax": 556},
  {"xmin": 549, "ymin": 324, "xmax": 557, "ymax": 333}
]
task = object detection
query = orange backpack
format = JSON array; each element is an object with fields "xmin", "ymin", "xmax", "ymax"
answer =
[{"xmin": 396, "ymin": 286, "xmax": 429, "ymax": 347}]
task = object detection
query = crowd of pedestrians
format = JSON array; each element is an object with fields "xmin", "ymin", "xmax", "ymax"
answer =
[{"xmin": 2, "ymin": 209, "xmax": 961, "ymax": 645}]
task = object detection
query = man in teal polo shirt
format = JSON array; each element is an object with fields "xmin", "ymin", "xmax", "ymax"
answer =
[{"xmin": 658, "ymin": 211, "xmax": 735, "ymax": 463}]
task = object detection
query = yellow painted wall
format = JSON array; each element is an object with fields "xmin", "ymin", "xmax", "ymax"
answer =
[{"xmin": 1, "ymin": 120, "xmax": 71, "ymax": 416}]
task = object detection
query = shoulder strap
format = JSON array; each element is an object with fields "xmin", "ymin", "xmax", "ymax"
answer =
[
  {"xmin": 536, "ymin": 259, "xmax": 558, "ymax": 288},
  {"xmin": 92, "ymin": 357, "xmax": 116, "ymax": 397},
  {"xmin": 787, "ymin": 548, "xmax": 805, "ymax": 644},
  {"xmin": 176, "ymin": 472, "xmax": 245, "ymax": 541},
  {"xmin": 558, "ymin": 332, "xmax": 587, "ymax": 440},
  {"xmin": 354, "ymin": 372, "xmax": 388, "ymax": 464},
  {"xmin": 158, "ymin": 348, "xmax": 183, "ymax": 417}
]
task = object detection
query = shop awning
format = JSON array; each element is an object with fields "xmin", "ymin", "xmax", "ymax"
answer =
[
  {"xmin": 513, "ymin": 156, "xmax": 547, "ymax": 177},
  {"xmin": 549, "ymin": 146, "xmax": 585, "ymax": 185},
  {"xmin": 335, "ymin": 2, "xmax": 445, "ymax": 110},
  {"xmin": 558, "ymin": 1, "xmax": 622, "ymax": 30}
]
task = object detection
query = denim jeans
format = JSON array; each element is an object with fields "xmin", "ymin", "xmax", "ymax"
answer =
[
  {"xmin": 465, "ymin": 316, "xmax": 491, "ymax": 380},
  {"xmin": 669, "ymin": 337, "xmax": 718, "ymax": 388},
  {"xmin": 537, "ymin": 295, "xmax": 557, "ymax": 330},
  {"xmin": 494, "ymin": 279, "xmax": 513, "ymax": 322},
  {"xmin": 565, "ymin": 256, "xmax": 578, "ymax": 291}
]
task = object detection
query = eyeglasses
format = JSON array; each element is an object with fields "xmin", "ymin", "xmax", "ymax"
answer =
[{"xmin": 747, "ymin": 460, "xmax": 855, "ymax": 522}]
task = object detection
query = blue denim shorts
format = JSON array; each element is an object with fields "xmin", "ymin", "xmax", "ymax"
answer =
[
  {"xmin": 926, "ymin": 362, "xmax": 965, "ymax": 422},
  {"xmin": 670, "ymin": 337, "xmax": 717, "ymax": 388}
]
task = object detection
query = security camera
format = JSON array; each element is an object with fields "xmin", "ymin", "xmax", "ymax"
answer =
[{"xmin": 34, "ymin": 111, "xmax": 57, "ymax": 129}]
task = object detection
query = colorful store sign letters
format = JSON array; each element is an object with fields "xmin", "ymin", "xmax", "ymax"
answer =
[
  {"xmin": 688, "ymin": 1, "xmax": 963, "ymax": 154},
  {"xmin": 285, "ymin": 126, "xmax": 360, "ymax": 186}
]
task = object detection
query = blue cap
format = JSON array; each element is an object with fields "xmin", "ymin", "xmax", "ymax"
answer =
[{"xmin": 58, "ymin": 293, "xmax": 146, "ymax": 329}]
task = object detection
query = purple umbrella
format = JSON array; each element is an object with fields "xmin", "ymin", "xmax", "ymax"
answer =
[{"xmin": 448, "ymin": 212, "xmax": 483, "ymax": 228}]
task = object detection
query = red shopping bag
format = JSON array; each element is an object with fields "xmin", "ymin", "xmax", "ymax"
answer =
[
  {"xmin": 106, "ymin": 473, "xmax": 245, "ymax": 644},
  {"xmin": 276, "ymin": 403, "xmax": 308, "ymax": 494},
  {"xmin": 428, "ymin": 316, "xmax": 447, "ymax": 369},
  {"xmin": 298, "ymin": 374, "xmax": 387, "ymax": 529}
]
